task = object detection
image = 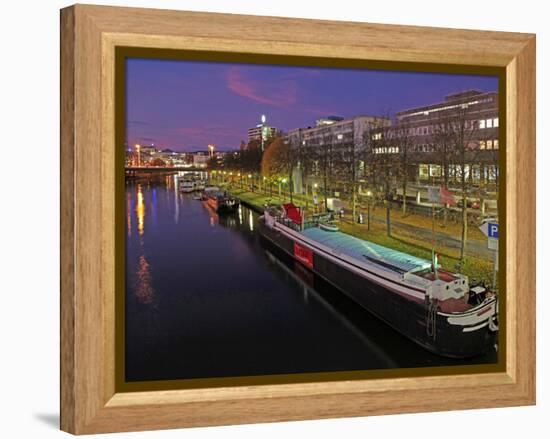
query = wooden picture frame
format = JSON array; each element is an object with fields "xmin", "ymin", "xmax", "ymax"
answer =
[{"xmin": 60, "ymin": 4, "xmax": 536, "ymax": 434}]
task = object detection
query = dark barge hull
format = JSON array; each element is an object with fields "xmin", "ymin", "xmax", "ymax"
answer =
[
  {"xmin": 205, "ymin": 197, "xmax": 239, "ymax": 214},
  {"xmin": 258, "ymin": 219, "xmax": 497, "ymax": 358}
]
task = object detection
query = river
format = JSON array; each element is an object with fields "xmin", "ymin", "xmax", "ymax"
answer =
[{"xmin": 125, "ymin": 175, "xmax": 496, "ymax": 382}]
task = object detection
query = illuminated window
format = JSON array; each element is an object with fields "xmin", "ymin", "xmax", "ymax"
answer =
[
  {"xmin": 479, "ymin": 119, "xmax": 486, "ymax": 129},
  {"xmin": 480, "ymin": 140, "xmax": 486, "ymax": 149},
  {"xmin": 494, "ymin": 139, "xmax": 499, "ymax": 149},
  {"xmin": 487, "ymin": 140, "xmax": 493, "ymax": 149},
  {"xmin": 493, "ymin": 118, "xmax": 499, "ymax": 127},
  {"xmin": 486, "ymin": 119, "xmax": 493, "ymax": 128},
  {"xmin": 337, "ymin": 134, "xmax": 343, "ymax": 140}
]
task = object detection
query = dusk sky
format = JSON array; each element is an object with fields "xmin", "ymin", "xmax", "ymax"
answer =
[{"xmin": 126, "ymin": 58, "xmax": 498, "ymax": 152}]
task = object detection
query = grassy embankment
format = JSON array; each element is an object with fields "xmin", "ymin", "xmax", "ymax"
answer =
[{"xmin": 227, "ymin": 186, "xmax": 494, "ymax": 285}]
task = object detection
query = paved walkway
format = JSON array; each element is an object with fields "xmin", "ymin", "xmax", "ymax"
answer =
[{"xmin": 227, "ymin": 185, "xmax": 492, "ymax": 260}]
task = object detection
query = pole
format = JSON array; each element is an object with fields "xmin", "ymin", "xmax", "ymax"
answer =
[
  {"xmin": 493, "ymin": 249, "xmax": 498, "ymax": 290},
  {"xmin": 432, "ymin": 200, "xmax": 438, "ymax": 279},
  {"xmin": 367, "ymin": 200, "xmax": 371, "ymax": 231},
  {"xmin": 432, "ymin": 201, "xmax": 435, "ymax": 245}
]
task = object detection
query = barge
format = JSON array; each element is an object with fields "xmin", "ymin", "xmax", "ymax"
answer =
[
  {"xmin": 202, "ymin": 187, "xmax": 239, "ymax": 214},
  {"xmin": 258, "ymin": 203, "xmax": 498, "ymax": 358}
]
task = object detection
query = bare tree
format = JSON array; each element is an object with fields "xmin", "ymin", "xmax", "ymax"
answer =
[
  {"xmin": 309, "ymin": 130, "xmax": 335, "ymax": 211},
  {"xmin": 392, "ymin": 123, "xmax": 414, "ymax": 216},
  {"xmin": 334, "ymin": 131, "xmax": 365, "ymax": 221},
  {"xmin": 444, "ymin": 109, "xmax": 481, "ymax": 265},
  {"xmin": 366, "ymin": 122, "xmax": 398, "ymax": 236},
  {"xmin": 433, "ymin": 113, "xmax": 457, "ymax": 226}
]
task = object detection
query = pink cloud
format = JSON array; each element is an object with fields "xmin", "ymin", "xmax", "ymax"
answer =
[{"xmin": 226, "ymin": 67, "xmax": 297, "ymax": 108}]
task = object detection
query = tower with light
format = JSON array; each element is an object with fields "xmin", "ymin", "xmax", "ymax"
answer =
[
  {"xmin": 208, "ymin": 144, "xmax": 215, "ymax": 159},
  {"xmin": 260, "ymin": 114, "xmax": 266, "ymax": 151}
]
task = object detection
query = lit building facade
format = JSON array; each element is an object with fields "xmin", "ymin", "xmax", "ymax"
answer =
[
  {"xmin": 373, "ymin": 90, "xmax": 500, "ymax": 184},
  {"xmin": 247, "ymin": 124, "xmax": 280, "ymax": 144},
  {"xmin": 192, "ymin": 152, "xmax": 210, "ymax": 168},
  {"xmin": 287, "ymin": 115, "xmax": 391, "ymax": 193}
]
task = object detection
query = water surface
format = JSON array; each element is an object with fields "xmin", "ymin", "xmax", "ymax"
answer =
[{"xmin": 125, "ymin": 175, "xmax": 496, "ymax": 382}]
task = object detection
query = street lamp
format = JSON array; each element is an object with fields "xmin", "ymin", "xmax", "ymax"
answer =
[{"xmin": 281, "ymin": 178, "xmax": 287, "ymax": 200}]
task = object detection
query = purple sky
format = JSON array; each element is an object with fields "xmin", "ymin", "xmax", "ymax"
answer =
[{"xmin": 126, "ymin": 58, "xmax": 498, "ymax": 152}]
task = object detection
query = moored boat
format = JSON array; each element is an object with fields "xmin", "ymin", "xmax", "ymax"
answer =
[
  {"xmin": 319, "ymin": 222, "xmax": 339, "ymax": 232},
  {"xmin": 202, "ymin": 187, "xmax": 239, "ymax": 213},
  {"xmin": 179, "ymin": 178, "xmax": 195, "ymax": 193},
  {"xmin": 258, "ymin": 203, "xmax": 498, "ymax": 358}
]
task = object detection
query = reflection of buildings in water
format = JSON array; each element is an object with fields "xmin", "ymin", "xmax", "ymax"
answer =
[
  {"xmin": 165, "ymin": 175, "xmax": 173, "ymax": 189},
  {"xmin": 238, "ymin": 205, "xmax": 243, "ymax": 225},
  {"xmin": 126, "ymin": 192, "xmax": 132, "ymax": 237},
  {"xmin": 135, "ymin": 254, "xmax": 154, "ymax": 304},
  {"xmin": 173, "ymin": 175, "xmax": 179, "ymax": 224},
  {"xmin": 222, "ymin": 215, "xmax": 237, "ymax": 229},
  {"xmin": 264, "ymin": 250, "xmax": 397, "ymax": 369},
  {"xmin": 248, "ymin": 210, "xmax": 254, "ymax": 232},
  {"xmin": 151, "ymin": 188, "xmax": 158, "ymax": 227},
  {"xmin": 217, "ymin": 206, "xmax": 255, "ymax": 239},
  {"xmin": 136, "ymin": 184, "xmax": 145, "ymax": 236},
  {"xmin": 202, "ymin": 201, "xmax": 219, "ymax": 226}
]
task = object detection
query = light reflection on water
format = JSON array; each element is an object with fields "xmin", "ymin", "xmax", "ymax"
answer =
[
  {"xmin": 135, "ymin": 254, "xmax": 154, "ymax": 304},
  {"xmin": 126, "ymin": 192, "xmax": 132, "ymax": 237},
  {"xmin": 248, "ymin": 210, "xmax": 254, "ymax": 232},
  {"xmin": 124, "ymin": 178, "xmax": 497, "ymax": 382},
  {"xmin": 136, "ymin": 184, "xmax": 145, "ymax": 237}
]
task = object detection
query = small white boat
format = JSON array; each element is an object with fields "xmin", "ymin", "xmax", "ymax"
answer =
[
  {"xmin": 180, "ymin": 179, "xmax": 195, "ymax": 193},
  {"xmin": 192, "ymin": 193, "xmax": 203, "ymax": 200},
  {"xmin": 319, "ymin": 222, "xmax": 339, "ymax": 232}
]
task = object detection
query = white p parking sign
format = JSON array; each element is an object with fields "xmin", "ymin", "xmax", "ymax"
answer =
[{"xmin": 480, "ymin": 221, "xmax": 499, "ymax": 239}]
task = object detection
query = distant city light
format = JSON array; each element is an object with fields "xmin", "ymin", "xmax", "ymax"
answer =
[{"xmin": 261, "ymin": 114, "xmax": 266, "ymax": 124}]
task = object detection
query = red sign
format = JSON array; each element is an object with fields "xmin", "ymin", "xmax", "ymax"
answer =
[{"xmin": 294, "ymin": 242, "xmax": 314, "ymax": 269}]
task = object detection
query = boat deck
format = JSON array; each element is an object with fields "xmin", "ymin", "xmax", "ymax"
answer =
[{"xmin": 300, "ymin": 226, "xmax": 432, "ymax": 274}]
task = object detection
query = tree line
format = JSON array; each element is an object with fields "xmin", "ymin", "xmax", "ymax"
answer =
[{"xmin": 209, "ymin": 110, "xmax": 499, "ymax": 268}]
